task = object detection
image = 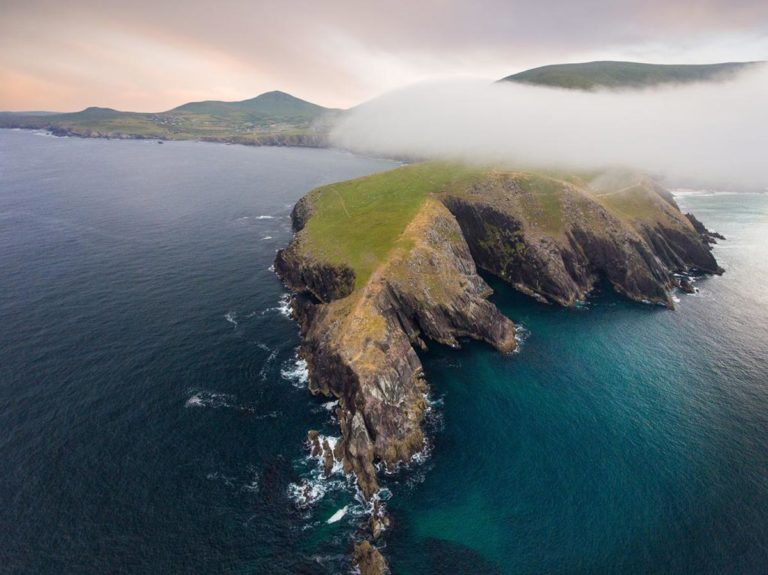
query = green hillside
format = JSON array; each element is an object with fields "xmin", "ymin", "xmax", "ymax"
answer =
[
  {"xmin": 500, "ymin": 60, "xmax": 760, "ymax": 90},
  {"xmin": 0, "ymin": 91, "xmax": 338, "ymax": 146},
  {"xmin": 170, "ymin": 90, "xmax": 326, "ymax": 119}
]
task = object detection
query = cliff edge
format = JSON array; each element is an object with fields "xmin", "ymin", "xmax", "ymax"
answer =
[{"xmin": 274, "ymin": 163, "xmax": 722, "ymax": 573}]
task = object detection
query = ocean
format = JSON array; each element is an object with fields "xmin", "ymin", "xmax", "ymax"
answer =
[{"xmin": 1, "ymin": 130, "xmax": 767, "ymax": 574}]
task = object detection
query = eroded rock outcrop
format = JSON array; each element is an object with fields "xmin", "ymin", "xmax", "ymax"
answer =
[
  {"xmin": 275, "ymin": 165, "xmax": 722, "ymax": 573},
  {"xmin": 354, "ymin": 541, "xmax": 391, "ymax": 575},
  {"xmin": 281, "ymin": 198, "xmax": 515, "ymax": 500},
  {"xmin": 440, "ymin": 172, "xmax": 721, "ymax": 307}
]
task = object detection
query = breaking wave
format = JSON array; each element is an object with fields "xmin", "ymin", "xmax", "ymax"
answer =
[
  {"xmin": 261, "ymin": 294, "xmax": 292, "ymax": 318},
  {"xmin": 287, "ymin": 433, "xmax": 351, "ymax": 511},
  {"xmin": 281, "ymin": 355, "xmax": 308, "ymax": 389}
]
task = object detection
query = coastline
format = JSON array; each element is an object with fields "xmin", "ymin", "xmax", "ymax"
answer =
[{"xmin": 273, "ymin": 164, "xmax": 725, "ymax": 573}]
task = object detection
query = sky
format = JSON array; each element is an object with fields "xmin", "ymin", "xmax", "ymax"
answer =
[{"xmin": 1, "ymin": 0, "xmax": 767, "ymax": 111}]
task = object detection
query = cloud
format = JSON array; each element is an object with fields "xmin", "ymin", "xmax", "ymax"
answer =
[
  {"xmin": 1, "ymin": 0, "xmax": 768, "ymax": 110},
  {"xmin": 330, "ymin": 65, "xmax": 768, "ymax": 188}
]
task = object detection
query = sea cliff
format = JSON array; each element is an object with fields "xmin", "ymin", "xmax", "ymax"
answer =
[{"xmin": 274, "ymin": 163, "xmax": 722, "ymax": 573}]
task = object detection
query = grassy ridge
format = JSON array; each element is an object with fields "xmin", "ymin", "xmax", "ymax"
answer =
[
  {"xmin": 299, "ymin": 163, "xmax": 690, "ymax": 290},
  {"xmin": 302, "ymin": 163, "xmax": 483, "ymax": 287},
  {"xmin": 500, "ymin": 60, "xmax": 759, "ymax": 90}
]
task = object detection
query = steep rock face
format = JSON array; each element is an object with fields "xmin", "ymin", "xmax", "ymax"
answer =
[
  {"xmin": 275, "ymin": 164, "xmax": 722, "ymax": 571},
  {"xmin": 439, "ymin": 172, "xmax": 721, "ymax": 307},
  {"xmin": 277, "ymin": 198, "xmax": 516, "ymax": 498},
  {"xmin": 274, "ymin": 238, "xmax": 355, "ymax": 302},
  {"xmin": 686, "ymin": 212, "xmax": 726, "ymax": 245}
]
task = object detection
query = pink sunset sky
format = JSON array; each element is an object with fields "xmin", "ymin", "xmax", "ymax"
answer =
[{"xmin": 1, "ymin": 0, "xmax": 767, "ymax": 111}]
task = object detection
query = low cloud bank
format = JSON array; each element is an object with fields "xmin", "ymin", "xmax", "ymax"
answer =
[{"xmin": 331, "ymin": 66, "xmax": 768, "ymax": 189}]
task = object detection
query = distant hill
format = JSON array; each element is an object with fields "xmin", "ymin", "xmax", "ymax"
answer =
[
  {"xmin": 0, "ymin": 110, "xmax": 58, "ymax": 116},
  {"xmin": 499, "ymin": 61, "xmax": 761, "ymax": 90},
  {"xmin": 170, "ymin": 91, "xmax": 327, "ymax": 120},
  {"xmin": 0, "ymin": 91, "xmax": 338, "ymax": 147}
]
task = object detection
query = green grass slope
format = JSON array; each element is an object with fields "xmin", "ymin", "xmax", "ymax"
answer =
[
  {"xmin": 0, "ymin": 91, "xmax": 337, "ymax": 144},
  {"xmin": 300, "ymin": 163, "xmax": 483, "ymax": 287},
  {"xmin": 500, "ymin": 60, "xmax": 760, "ymax": 90},
  {"xmin": 170, "ymin": 90, "xmax": 329, "ymax": 119}
]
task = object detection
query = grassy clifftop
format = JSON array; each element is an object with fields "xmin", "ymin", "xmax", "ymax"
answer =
[
  {"xmin": 275, "ymin": 162, "xmax": 723, "ymax": 575},
  {"xmin": 297, "ymin": 163, "xmax": 696, "ymax": 290},
  {"xmin": 500, "ymin": 60, "xmax": 759, "ymax": 90},
  {"xmin": 284, "ymin": 159, "xmax": 724, "ymax": 316},
  {"xmin": 299, "ymin": 163, "xmax": 482, "ymax": 287}
]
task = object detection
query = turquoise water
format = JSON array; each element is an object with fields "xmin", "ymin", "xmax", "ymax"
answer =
[
  {"xmin": 2, "ymin": 130, "xmax": 767, "ymax": 574},
  {"xmin": 385, "ymin": 192, "xmax": 768, "ymax": 573}
]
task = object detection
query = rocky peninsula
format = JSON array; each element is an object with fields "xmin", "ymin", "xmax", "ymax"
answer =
[{"xmin": 274, "ymin": 163, "xmax": 722, "ymax": 573}]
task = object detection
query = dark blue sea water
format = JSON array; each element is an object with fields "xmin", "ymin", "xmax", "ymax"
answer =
[
  {"xmin": 2, "ymin": 130, "xmax": 767, "ymax": 574},
  {"xmin": 0, "ymin": 130, "xmax": 397, "ymax": 574}
]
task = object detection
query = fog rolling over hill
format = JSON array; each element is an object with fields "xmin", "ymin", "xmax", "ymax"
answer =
[
  {"xmin": 2, "ymin": 60, "xmax": 763, "ymax": 153},
  {"xmin": 500, "ymin": 60, "xmax": 762, "ymax": 90},
  {"xmin": 0, "ymin": 91, "xmax": 338, "ymax": 146},
  {"xmin": 332, "ymin": 63, "xmax": 768, "ymax": 189}
]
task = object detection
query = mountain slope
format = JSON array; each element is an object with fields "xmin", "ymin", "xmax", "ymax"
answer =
[
  {"xmin": 500, "ymin": 60, "xmax": 760, "ymax": 90},
  {"xmin": 0, "ymin": 91, "xmax": 337, "ymax": 146},
  {"xmin": 170, "ymin": 90, "xmax": 328, "ymax": 119}
]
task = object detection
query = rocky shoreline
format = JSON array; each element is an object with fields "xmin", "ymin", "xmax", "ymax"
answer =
[
  {"xmin": 274, "ymin": 166, "xmax": 723, "ymax": 573},
  {"xmin": 2, "ymin": 125, "xmax": 329, "ymax": 148}
]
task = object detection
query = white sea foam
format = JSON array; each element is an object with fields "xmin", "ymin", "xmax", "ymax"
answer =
[
  {"xmin": 277, "ymin": 294, "xmax": 292, "ymax": 318},
  {"xmin": 287, "ymin": 480, "xmax": 327, "ymax": 508},
  {"xmin": 255, "ymin": 215, "xmax": 275, "ymax": 220},
  {"xmin": 409, "ymin": 447, "xmax": 431, "ymax": 465},
  {"xmin": 322, "ymin": 400, "xmax": 339, "ymax": 412},
  {"xmin": 261, "ymin": 236, "xmax": 273, "ymax": 240},
  {"xmin": 257, "ymin": 344, "xmax": 279, "ymax": 381},
  {"xmin": 514, "ymin": 323, "xmax": 531, "ymax": 350},
  {"xmin": 224, "ymin": 311, "xmax": 238, "ymax": 327},
  {"xmin": 261, "ymin": 294, "xmax": 292, "ymax": 318},
  {"xmin": 307, "ymin": 434, "xmax": 345, "ymax": 475},
  {"xmin": 185, "ymin": 391, "xmax": 235, "ymax": 409},
  {"xmin": 281, "ymin": 355, "xmax": 309, "ymax": 389},
  {"xmin": 377, "ymin": 488, "xmax": 393, "ymax": 502}
]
